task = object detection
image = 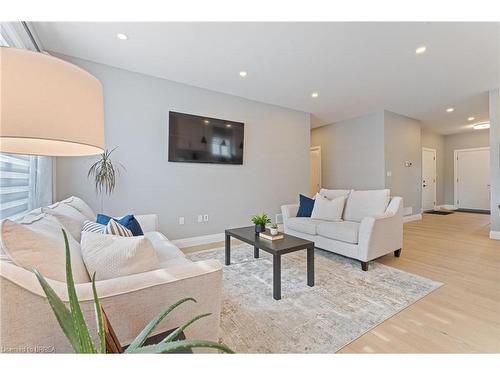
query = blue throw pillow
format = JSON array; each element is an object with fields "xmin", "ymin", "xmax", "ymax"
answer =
[
  {"xmin": 296, "ymin": 194, "xmax": 315, "ymax": 217},
  {"xmin": 96, "ymin": 214, "xmax": 144, "ymax": 236}
]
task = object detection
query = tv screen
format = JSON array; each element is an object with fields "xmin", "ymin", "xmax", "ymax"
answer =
[{"xmin": 168, "ymin": 111, "xmax": 244, "ymax": 164}]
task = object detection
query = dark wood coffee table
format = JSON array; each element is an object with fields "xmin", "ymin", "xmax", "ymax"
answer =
[{"xmin": 225, "ymin": 226, "xmax": 315, "ymax": 300}]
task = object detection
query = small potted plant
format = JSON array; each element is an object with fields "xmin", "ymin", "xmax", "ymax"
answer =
[
  {"xmin": 270, "ymin": 223, "xmax": 279, "ymax": 236},
  {"xmin": 251, "ymin": 213, "xmax": 271, "ymax": 234}
]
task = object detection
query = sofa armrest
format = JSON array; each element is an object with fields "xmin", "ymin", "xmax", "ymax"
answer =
[
  {"xmin": 135, "ymin": 214, "xmax": 159, "ymax": 232},
  {"xmin": 281, "ymin": 204, "xmax": 299, "ymax": 225},
  {"xmin": 358, "ymin": 209, "xmax": 403, "ymax": 262},
  {"xmin": 0, "ymin": 259, "xmax": 222, "ymax": 352}
]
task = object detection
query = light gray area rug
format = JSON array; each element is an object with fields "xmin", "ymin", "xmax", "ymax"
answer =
[{"xmin": 187, "ymin": 245, "xmax": 442, "ymax": 353}]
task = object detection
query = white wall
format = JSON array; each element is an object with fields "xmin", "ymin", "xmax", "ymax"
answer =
[
  {"xmin": 55, "ymin": 54, "xmax": 311, "ymax": 239},
  {"xmin": 310, "ymin": 112, "xmax": 386, "ymax": 190},
  {"xmin": 384, "ymin": 111, "xmax": 422, "ymax": 214}
]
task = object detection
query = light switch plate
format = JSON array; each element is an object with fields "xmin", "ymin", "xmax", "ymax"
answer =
[
  {"xmin": 203, "ymin": 214, "xmax": 209, "ymax": 222},
  {"xmin": 178, "ymin": 217, "xmax": 184, "ymax": 225},
  {"xmin": 197, "ymin": 215, "xmax": 203, "ymax": 223}
]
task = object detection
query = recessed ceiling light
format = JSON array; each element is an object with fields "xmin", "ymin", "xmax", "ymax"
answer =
[
  {"xmin": 226, "ymin": 123, "xmax": 232, "ymax": 128},
  {"xmin": 239, "ymin": 71, "xmax": 247, "ymax": 78},
  {"xmin": 473, "ymin": 122, "xmax": 490, "ymax": 130},
  {"xmin": 415, "ymin": 46, "xmax": 427, "ymax": 54},
  {"xmin": 446, "ymin": 107, "xmax": 454, "ymax": 113},
  {"xmin": 311, "ymin": 92, "xmax": 319, "ymax": 98},
  {"xmin": 116, "ymin": 33, "xmax": 128, "ymax": 41},
  {"xmin": 467, "ymin": 117, "xmax": 475, "ymax": 121},
  {"xmin": 203, "ymin": 119, "xmax": 210, "ymax": 124}
]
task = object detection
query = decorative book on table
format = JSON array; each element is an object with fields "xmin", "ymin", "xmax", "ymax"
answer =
[{"xmin": 259, "ymin": 230, "xmax": 284, "ymax": 241}]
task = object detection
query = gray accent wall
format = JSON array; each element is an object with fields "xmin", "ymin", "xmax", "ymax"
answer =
[
  {"xmin": 489, "ymin": 88, "xmax": 500, "ymax": 234},
  {"xmin": 443, "ymin": 129, "xmax": 490, "ymax": 205},
  {"xmin": 310, "ymin": 112, "xmax": 386, "ymax": 190},
  {"xmin": 311, "ymin": 111, "xmax": 423, "ymax": 214},
  {"xmin": 384, "ymin": 111, "xmax": 422, "ymax": 214},
  {"xmin": 421, "ymin": 128, "xmax": 445, "ymax": 205},
  {"xmin": 54, "ymin": 55, "xmax": 311, "ymax": 239}
]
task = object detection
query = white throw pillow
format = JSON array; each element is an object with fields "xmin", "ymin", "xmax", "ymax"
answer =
[
  {"xmin": 42, "ymin": 204, "xmax": 88, "ymax": 242},
  {"xmin": 319, "ymin": 188, "xmax": 351, "ymax": 200},
  {"xmin": 62, "ymin": 196, "xmax": 96, "ymax": 221},
  {"xmin": 343, "ymin": 189, "xmax": 391, "ymax": 222},
  {"xmin": 80, "ymin": 231, "xmax": 159, "ymax": 281},
  {"xmin": 311, "ymin": 194, "xmax": 345, "ymax": 222},
  {"xmin": 0, "ymin": 214, "xmax": 91, "ymax": 283}
]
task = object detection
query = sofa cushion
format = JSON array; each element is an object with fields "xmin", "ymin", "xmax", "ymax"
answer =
[
  {"xmin": 0, "ymin": 214, "xmax": 90, "ymax": 283},
  {"xmin": 61, "ymin": 196, "xmax": 96, "ymax": 221},
  {"xmin": 80, "ymin": 231, "xmax": 159, "ymax": 281},
  {"xmin": 286, "ymin": 217, "xmax": 324, "ymax": 235},
  {"xmin": 296, "ymin": 194, "xmax": 315, "ymax": 217},
  {"xmin": 144, "ymin": 232, "xmax": 186, "ymax": 263},
  {"xmin": 343, "ymin": 189, "xmax": 391, "ymax": 222},
  {"xmin": 317, "ymin": 221, "xmax": 360, "ymax": 244},
  {"xmin": 42, "ymin": 204, "xmax": 88, "ymax": 242},
  {"xmin": 311, "ymin": 194, "xmax": 345, "ymax": 222},
  {"xmin": 319, "ymin": 188, "xmax": 350, "ymax": 200}
]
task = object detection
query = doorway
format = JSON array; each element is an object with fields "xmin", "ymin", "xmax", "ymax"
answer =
[
  {"xmin": 310, "ymin": 146, "xmax": 321, "ymax": 196},
  {"xmin": 454, "ymin": 147, "xmax": 490, "ymax": 210},
  {"xmin": 422, "ymin": 147, "xmax": 437, "ymax": 211}
]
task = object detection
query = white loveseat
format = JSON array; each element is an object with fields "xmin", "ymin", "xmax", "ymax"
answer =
[
  {"xmin": 281, "ymin": 189, "xmax": 403, "ymax": 271},
  {"xmin": 0, "ymin": 197, "xmax": 223, "ymax": 353}
]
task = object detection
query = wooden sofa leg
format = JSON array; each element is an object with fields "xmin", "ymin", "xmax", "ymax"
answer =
[
  {"xmin": 394, "ymin": 248, "xmax": 402, "ymax": 258},
  {"xmin": 361, "ymin": 261, "xmax": 368, "ymax": 271}
]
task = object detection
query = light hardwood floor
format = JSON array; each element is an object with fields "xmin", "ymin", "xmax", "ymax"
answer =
[{"xmin": 181, "ymin": 212, "xmax": 500, "ymax": 353}]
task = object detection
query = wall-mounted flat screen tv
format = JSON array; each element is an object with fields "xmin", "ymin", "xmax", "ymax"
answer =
[{"xmin": 168, "ymin": 111, "xmax": 244, "ymax": 164}]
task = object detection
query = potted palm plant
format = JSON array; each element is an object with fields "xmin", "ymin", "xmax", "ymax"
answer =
[{"xmin": 251, "ymin": 213, "xmax": 271, "ymax": 233}]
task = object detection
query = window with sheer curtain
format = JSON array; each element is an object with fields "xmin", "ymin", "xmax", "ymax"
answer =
[{"xmin": 0, "ymin": 22, "xmax": 54, "ymax": 219}]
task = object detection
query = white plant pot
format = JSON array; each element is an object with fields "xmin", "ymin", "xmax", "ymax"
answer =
[{"xmin": 270, "ymin": 228, "xmax": 278, "ymax": 235}]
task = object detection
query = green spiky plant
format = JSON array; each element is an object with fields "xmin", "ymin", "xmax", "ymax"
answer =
[
  {"xmin": 250, "ymin": 213, "xmax": 271, "ymax": 226},
  {"xmin": 88, "ymin": 147, "xmax": 124, "ymax": 211},
  {"xmin": 88, "ymin": 147, "xmax": 123, "ymax": 196},
  {"xmin": 33, "ymin": 229, "xmax": 234, "ymax": 354}
]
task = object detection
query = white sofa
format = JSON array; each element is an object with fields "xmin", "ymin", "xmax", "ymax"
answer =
[
  {"xmin": 0, "ymin": 197, "xmax": 223, "ymax": 353},
  {"xmin": 281, "ymin": 189, "xmax": 403, "ymax": 271}
]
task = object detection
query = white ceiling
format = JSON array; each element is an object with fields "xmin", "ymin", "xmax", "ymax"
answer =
[{"xmin": 33, "ymin": 22, "xmax": 499, "ymax": 134}]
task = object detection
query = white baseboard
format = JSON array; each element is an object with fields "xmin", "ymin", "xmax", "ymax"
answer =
[
  {"xmin": 172, "ymin": 232, "xmax": 224, "ymax": 248},
  {"xmin": 490, "ymin": 231, "xmax": 500, "ymax": 240},
  {"xmin": 403, "ymin": 214, "xmax": 422, "ymax": 223},
  {"xmin": 435, "ymin": 204, "xmax": 457, "ymax": 210}
]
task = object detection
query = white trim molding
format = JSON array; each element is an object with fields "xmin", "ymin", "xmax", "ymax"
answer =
[
  {"xmin": 490, "ymin": 231, "xmax": 500, "ymax": 241},
  {"xmin": 403, "ymin": 214, "xmax": 422, "ymax": 223},
  {"xmin": 172, "ymin": 232, "xmax": 224, "ymax": 248}
]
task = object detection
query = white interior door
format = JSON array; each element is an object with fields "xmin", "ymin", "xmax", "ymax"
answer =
[
  {"xmin": 310, "ymin": 146, "xmax": 321, "ymax": 196},
  {"xmin": 422, "ymin": 148, "xmax": 437, "ymax": 211},
  {"xmin": 455, "ymin": 148, "xmax": 490, "ymax": 210}
]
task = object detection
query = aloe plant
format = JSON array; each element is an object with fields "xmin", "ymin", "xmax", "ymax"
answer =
[{"xmin": 33, "ymin": 229, "xmax": 234, "ymax": 354}]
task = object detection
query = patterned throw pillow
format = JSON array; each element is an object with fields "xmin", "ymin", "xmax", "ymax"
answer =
[
  {"xmin": 82, "ymin": 220, "xmax": 105, "ymax": 233},
  {"xmin": 82, "ymin": 219, "xmax": 133, "ymax": 237},
  {"xmin": 105, "ymin": 219, "xmax": 133, "ymax": 237}
]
